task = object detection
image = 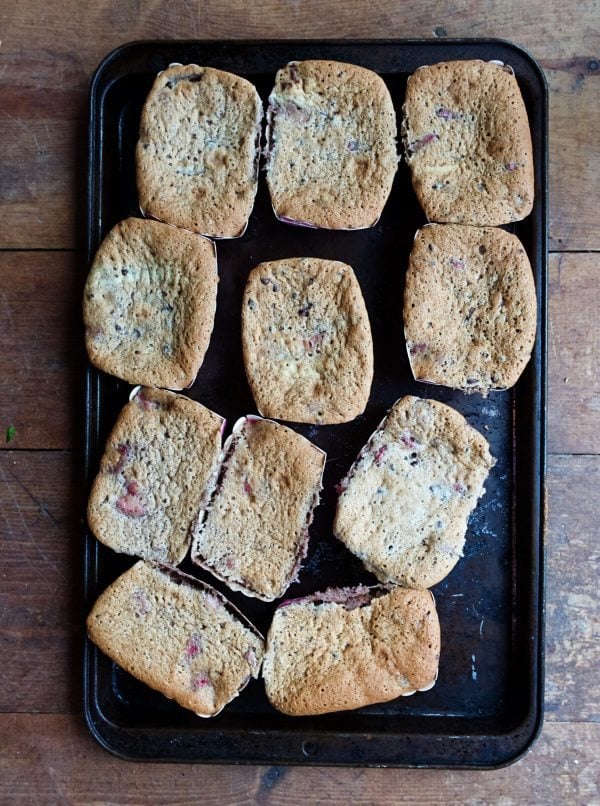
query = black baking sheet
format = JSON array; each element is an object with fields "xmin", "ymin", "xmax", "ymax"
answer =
[{"xmin": 84, "ymin": 39, "xmax": 547, "ymax": 768}]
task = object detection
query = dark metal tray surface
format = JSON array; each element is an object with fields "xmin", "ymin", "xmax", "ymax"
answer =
[{"xmin": 84, "ymin": 39, "xmax": 547, "ymax": 768}]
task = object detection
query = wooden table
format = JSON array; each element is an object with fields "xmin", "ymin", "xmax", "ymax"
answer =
[{"xmin": 1, "ymin": 2, "xmax": 598, "ymax": 802}]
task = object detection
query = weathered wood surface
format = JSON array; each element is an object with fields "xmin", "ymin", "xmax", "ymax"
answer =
[
  {"xmin": 0, "ymin": 1, "xmax": 598, "ymax": 249},
  {"xmin": 0, "ymin": 715, "xmax": 598, "ymax": 804},
  {"xmin": 0, "ymin": 252, "xmax": 84, "ymax": 450},
  {"xmin": 0, "ymin": 452, "xmax": 82, "ymax": 714},
  {"xmin": 548, "ymin": 254, "xmax": 600, "ymax": 455},
  {"xmin": 0, "ymin": 1, "xmax": 598, "ymax": 801}
]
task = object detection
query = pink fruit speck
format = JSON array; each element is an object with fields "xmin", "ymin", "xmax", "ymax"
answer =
[
  {"xmin": 244, "ymin": 648, "xmax": 257, "ymax": 667},
  {"xmin": 450, "ymin": 257, "xmax": 464, "ymax": 269},
  {"xmin": 400, "ymin": 432, "xmax": 418, "ymax": 449},
  {"xmin": 132, "ymin": 589, "xmax": 151, "ymax": 616},
  {"xmin": 243, "ymin": 480, "xmax": 253, "ymax": 495},
  {"xmin": 505, "ymin": 161, "xmax": 518, "ymax": 172},
  {"xmin": 453, "ymin": 481, "xmax": 466, "ymax": 495},
  {"xmin": 136, "ymin": 393, "xmax": 160, "ymax": 411},
  {"xmin": 410, "ymin": 132, "xmax": 438, "ymax": 153},
  {"xmin": 374, "ymin": 445, "xmax": 388, "ymax": 466},
  {"xmin": 111, "ymin": 443, "xmax": 130, "ymax": 474},
  {"xmin": 192, "ymin": 674, "xmax": 211, "ymax": 691},
  {"xmin": 303, "ymin": 330, "xmax": 325, "ymax": 354},
  {"xmin": 335, "ymin": 479, "xmax": 348, "ymax": 495},
  {"xmin": 185, "ymin": 635, "xmax": 202, "ymax": 660},
  {"xmin": 409, "ymin": 342, "xmax": 428, "ymax": 355},
  {"xmin": 436, "ymin": 107, "xmax": 454, "ymax": 120},
  {"xmin": 347, "ymin": 139, "xmax": 359, "ymax": 152},
  {"xmin": 204, "ymin": 593, "xmax": 222, "ymax": 611},
  {"xmin": 116, "ymin": 491, "xmax": 146, "ymax": 517}
]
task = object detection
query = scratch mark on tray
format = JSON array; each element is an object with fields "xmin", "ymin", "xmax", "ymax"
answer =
[{"xmin": 479, "ymin": 617, "xmax": 485, "ymax": 638}]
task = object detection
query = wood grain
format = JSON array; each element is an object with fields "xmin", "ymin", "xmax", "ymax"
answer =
[
  {"xmin": 0, "ymin": 715, "xmax": 598, "ymax": 804},
  {"xmin": 0, "ymin": 452, "xmax": 82, "ymax": 714},
  {"xmin": 0, "ymin": 1, "xmax": 598, "ymax": 798},
  {"xmin": 0, "ymin": 1, "xmax": 598, "ymax": 248},
  {"xmin": 546, "ymin": 455, "xmax": 600, "ymax": 723},
  {"xmin": 0, "ymin": 251, "xmax": 84, "ymax": 450},
  {"xmin": 544, "ymin": 61, "xmax": 600, "ymax": 251},
  {"xmin": 548, "ymin": 254, "xmax": 600, "ymax": 454}
]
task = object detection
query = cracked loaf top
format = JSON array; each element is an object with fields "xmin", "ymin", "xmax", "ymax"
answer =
[
  {"xmin": 402, "ymin": 60, "xmax": 534, "ymax": 225},
  {"xmin": 265, "ymin": 60, "xmax": 398, "ymax": 229},
  {"xmin": 334, "ymin": 396, "xmax": 495, "ymax": 589},
  {"xmin": 263, "ymin": 585, "xmax": 440, "ymax": 716},
  {"xmin": 87, "ymin": 561, "xmax": 264, "ymax": 718},
  {"xmin": 191, "ymin": 415, "xmax": 326, "ymax": 602},
  {"xmin": 87, "ymin": 387, "xmax": 224, "ymax": 566},
  {"xmin": 136, "ymin": 64, "xmax": 263, "ymax": 238},
  {"xmin": 84, "ymin": 217, "xmax": 218, "ymax": 390},
  {"xmin": 242, "ymin": 257, "xmax": 373, "ymax": 424},
  {"xmin": 403, "ymin": 224, "xmax": 537, "ymax": 395}
]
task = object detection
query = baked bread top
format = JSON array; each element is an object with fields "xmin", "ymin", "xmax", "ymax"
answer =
[
  {"xmin": 136, "ymin": 64, "xmax": 263, "ymax": 237},
  {"xmin": 242, "ymin": 257, "xmax": 374, "ymax": 424},
  {"xmin": 404, "ymin": 224, "xmax": 537, "ymax": 394},
  {"xmin": 402, "ymin": 60, "xmax": 534, "ymax": 225},
  {"xmin": 191, "ymin": 415, "xmax": 326, "ymax": 601},
  {"xmin": 334, "ymin": 396, "xmax": 495, "ymax": 589},
  {"xmin": 84, "ymin": 217, "xmax": 218, "ymax": 389},
  {"xmin": 263, "ymin": 585, "xmax": 440, "ymax": 716},
  {"xmin": 87, "ymin": 561, "xmax": 264, "ymax": 717},
  {"xmin": 266, "ymin": 60, "xmax": 398, "ymax": 229},
  {"xmin": 88, "ymin": 387, "xmax": 224, "ymax": 565}
]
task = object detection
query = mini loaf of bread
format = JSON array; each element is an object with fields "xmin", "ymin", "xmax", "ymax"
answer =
[
  {"xmin": 334, "ymin": 396, "xmax": 495, "ymax": 589},
  {"xmin": 263, "ymin": 585, "xmax": 440, "ymax": 716},
  {"xmin": 191, "ymin": 415, "xmax": 326, "ymax": 601},
  {"xmin": 136, "ymin": 64, "xmax": 263, "ymax": 238},
  {"xmin": 402, "ymin": 60, "xmax": 534, "ymax": 225},
  {"xmin": 84, "ymin": 217, "xmax": 218, "ymax": 389},
  {"xmin": 265, "ymin": 60, "xmax": 398, "ymax": 229},
  {"xmin": 404, "ymin": 224, "xmax": 537, "ymax": 394},
  {"xmin": 88, "ymin": 387, "xmax": 224, "ymax": 565},
  {"xmin": 87, "ymin": 561, "xmax": 265, "ymax": 718},
  {"xmin": 242, "ymin": 257, "xmax": 374, "ymax": 424}
]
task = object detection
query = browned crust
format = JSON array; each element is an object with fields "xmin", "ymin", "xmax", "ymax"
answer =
[
  {"xmin": 136, "ymin": 64, "xmax": 263, "ymax": 237},
  {"xmin": 263, "ymin": 587, "xmax": 440, "ymax": 715},
  {"xmin": 402, "ymin": 60, "xmax": 534, "ymax": 225},
  {"xmin": 333, "ymin": 396, "xmax": 495, "ymax": 589},
  {"xmin": 87, "ymin": 387, "xmax": 224, "ymax": 565},
  {"xmin": 266, "ymin": 60, "xmax": 398, "ymax": 229},
  {"xmin": 403, "ymin": 224, "xmax": 537, "ymax": 393},
  {"xmin": 84, "ymin": 217, "xmax": 218, "ymax": 389},
  {"xmin": 242, "ymin": 257, "xmax": 374, "ymax": 424},
  {"xmin": 191, "ymin": 416, "xmax": 326, "ymax": 601},
  {"xmin": 87, "ymin": 561, "xmax": 265, "ymax": 717}
]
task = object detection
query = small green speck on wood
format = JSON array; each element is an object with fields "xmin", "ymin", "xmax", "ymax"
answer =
[{"xmin": 6, "ymin": 425, "xmax": 16, "ymax": 443}]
